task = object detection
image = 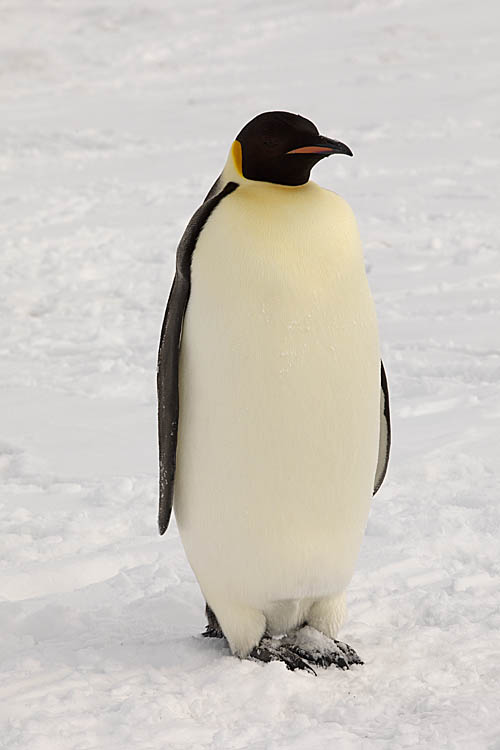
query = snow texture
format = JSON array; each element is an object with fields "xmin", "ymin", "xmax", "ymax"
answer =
[{"xmin": 1, "ymin": 0, "xmax": 499, "ymax": 747}]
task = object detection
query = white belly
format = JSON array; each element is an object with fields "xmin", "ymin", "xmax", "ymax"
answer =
[{"xmin": 174, "ymin": 180, "xmax": 380, "ymax": 607}]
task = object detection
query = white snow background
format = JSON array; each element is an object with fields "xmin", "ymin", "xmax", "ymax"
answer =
[{"xmin": 1, "ymin": 0, "xmax": 499, "ymax": 747}]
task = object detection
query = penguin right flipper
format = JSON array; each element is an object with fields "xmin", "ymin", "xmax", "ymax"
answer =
[
  {"xmin": 157, "ymin": 181, "xmax": 239, "ymax": 535},
  {"xmin": 373, "ymin": 360, "xmax": 391, "ymax": 496}
]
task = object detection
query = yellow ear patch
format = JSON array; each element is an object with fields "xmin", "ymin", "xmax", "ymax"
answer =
[{"xmin": 231, "ymin": 140, "xmax": 243, "ymax": 176}]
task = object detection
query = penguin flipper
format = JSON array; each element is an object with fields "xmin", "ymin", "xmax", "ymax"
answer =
[
  {"xmin": 373, "ymin": 360, "xmax": 391, "ymax": 496},
  {"xmin": 157, "ymin": 181, "xmax": 239, "ymax": 535},
  {"xmin": 157, "ymin": 273, "xmax": 189, "ymax": 535}
]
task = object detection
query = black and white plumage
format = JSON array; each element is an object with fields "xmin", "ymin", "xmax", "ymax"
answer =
[{"xmin": 157, "ymin": 111, "xmax": 390, "ymax": 671}]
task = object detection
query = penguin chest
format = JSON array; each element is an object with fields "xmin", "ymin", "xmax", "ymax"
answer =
[{"xmin": 175, "ymin": 183, "xmax": 380, "ymax": 600}]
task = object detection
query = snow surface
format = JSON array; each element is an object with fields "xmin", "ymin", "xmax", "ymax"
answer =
[{"xmin": 1, "ymin": 0, "xmax": 500, "ymax": 747}]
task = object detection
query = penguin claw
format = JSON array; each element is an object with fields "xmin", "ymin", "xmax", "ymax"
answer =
[
  {"xmin": 202, "ymin": 604, "xmax": 225, "ymax": 638},
  {"xmin": 202, "ymin": 624, "xmax": 225, "ymax": 638},
  {"xmin": 283, "ymin": 627, "xmax": 363, "ymax": 670},
  {"xmin": 286, "ymin": 643, "xmax": 350, "ymax": 670},
  {"xmin": 249, "ymin": 637, "xmax": 317, "ymax": 675},
  {"xmin": 333, "ymin": 639, "xmax": 364, "ymax": 667},
  {"xmin": 285, "ymin": 625, "xmax": 363, "ymax": 670}
]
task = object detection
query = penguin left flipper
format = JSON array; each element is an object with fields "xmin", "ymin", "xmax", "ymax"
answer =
[
  {"xmin": 157, "ymin": 181, "xmax": 239, "ymax": 535},
  {"xmin": 373, "ymin": 360, "xmax": 391, "ymax": 496}
]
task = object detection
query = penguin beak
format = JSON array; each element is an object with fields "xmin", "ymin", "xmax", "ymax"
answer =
[{"xmin": 286, "ymin": 136, "xmax": 353, "ymax": 157}]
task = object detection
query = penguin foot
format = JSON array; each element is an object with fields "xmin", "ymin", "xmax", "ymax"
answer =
[
  {"xmin": 202, "ymin": 603, "xmax": 225, "ymax": 638},
  {"xmin": 283, "ymin": 626, "xmax": 363, "ymax": 670},
  {"xmin": 202, "ymin": 623, "xmax": 225, "ymax": 638},
  {"xmin": 249, "ymin": 637, "xmax": 317, "ymax": 675}
]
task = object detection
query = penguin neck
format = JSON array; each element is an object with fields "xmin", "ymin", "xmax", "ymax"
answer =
[{"xmin": 220, "ymin": 141, "xmax": 312, "ymax": 193}]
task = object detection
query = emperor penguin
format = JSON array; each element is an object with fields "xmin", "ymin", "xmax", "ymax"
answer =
[{"xmin": 157, "ymin": 111, "xmax": 391, "ymax": 673}]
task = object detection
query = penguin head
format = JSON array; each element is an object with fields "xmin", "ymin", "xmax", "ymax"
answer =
[{"xmin": 234, "ymin": 111, "xmax": 352, "ymax": 187}]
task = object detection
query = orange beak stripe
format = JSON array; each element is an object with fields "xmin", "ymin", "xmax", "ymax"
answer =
[{"xmin": 286, "ymin": 145, "xmax": 335, "ymax": 154}]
